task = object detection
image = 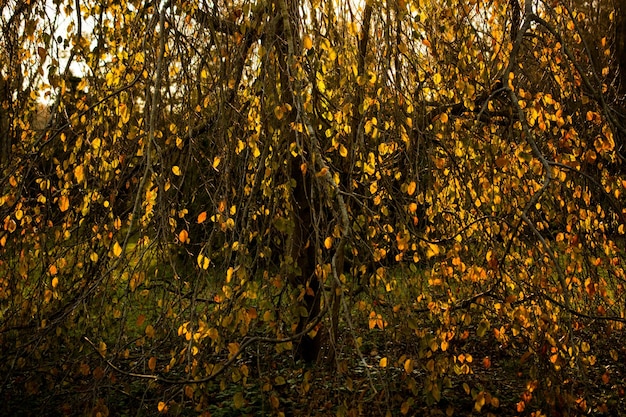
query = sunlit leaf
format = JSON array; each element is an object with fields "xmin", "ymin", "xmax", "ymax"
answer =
[
  {"xmin": 303, "ymin": 35, "xmax": 313, "ymax": 50},
  {"xmin": 58, "ymin": 195, "xmax": 70, "ymax": 212}
]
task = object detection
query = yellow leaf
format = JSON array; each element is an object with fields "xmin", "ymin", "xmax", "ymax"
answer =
[
  {"xmin": 172, "ymin": 166, "xmax": 181, "ymax": 176},
  {"xmin": 274, "ymin": 106, "xmax": 284, "ymax": 120},
  {"xmin": 213, "ymin": 156, "xmax": 221, "ymax": 169},
  {"xmin": 6, "ymin": 219, "xmax": 16, "ymax": 233},
  {"xmin": 157, "ymin": 401, "xmax": 167, "ymax": 413},
  {"xmin": 407, "ymin": 181, "xmax": 416, "ymax": 196},
  {"xmin": 324, "ymin": 236, "xmax": 333, "ymax": 249},
  {"xmin": 74, "ymin": 165, "xmax": 85, "ymax": 183},
  {"xmin": 339, "ymin": 144, "xmax": 348, "ymax": 157},
  {"xmin": 179, "ymin": 229, "xmax": 189, "ymax": 243},
  {"xmin": 145, "ymin": 324, "xmax": 155, "ymax": 338},
  {"xmin": 113, "ymin": 241, "xmax": 123, "ymax": 257},
  {"xmin": 433, "ymin": 73, "xmax": 442, "ymax": 84},
  {"xmin": 404, "ymin": 358, "xmax": 414, "ymax": 374},
  {"xmin": 303, "ymin": 35, "xmax": 313, "ymax": 50},
  {"xmin": 228, "ymin": 342, "xmax": 240, "ymax": 358},
  {"xmin": 51, "ymin": 277, "xmax": 59, "ymax": 288},
  {"xmin": 92, "ymin": 137, "xmax": 101, "ymax": 150},
  {"xmin": 379, "ymin": 357, "xmax": 388, "ymax": 367},
  {"xmin": 197, "ymin": 211, "xmax": 207, "ymax": 224},
  {"xmin": 59, "ymin": 195, "xmax": 70, "ymax": 212},
  {"xmin": 233, "ymin": 392, "xmax": 245, "ymax": 409},
  {"xmin": 440, "ymin": 112, "xmax": 449, "ymax": 123},
  {"xmin": 197, "ymin": 254, "xmax": 210, "ymax": 269},
  {"xmin": 119, "ymin": 102, "xmax": 130, "ymax": 123}
]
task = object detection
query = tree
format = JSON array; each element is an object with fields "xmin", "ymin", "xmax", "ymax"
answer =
[{"xmin": 1, "ymin": 0, "xmax": 625, "ymax": 415}]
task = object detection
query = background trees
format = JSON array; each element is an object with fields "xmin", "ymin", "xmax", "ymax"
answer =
[{"xmin": 1, "ymin": 0, "xmax": 625, "ymax": 415}]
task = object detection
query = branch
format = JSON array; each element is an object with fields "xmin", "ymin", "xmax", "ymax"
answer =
[{"xmin": 83, "ymin": 305, "xmax": 328, "ymax": 385}]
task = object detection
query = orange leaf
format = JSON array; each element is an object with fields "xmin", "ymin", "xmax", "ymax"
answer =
[
  {"xmin": 59, "ymin": 195, "xmax": 69, "ymax": 212},
  {"xmin": 197, "ymin": 211, "xmax": 207, "ymax": 224},
  {"xmin": 483, "ymin": 357, "xmax": 491, "ymax": 369},
  {"xmin": 179, "ymin": 229, "xmax": 189, "ymax": 243}
]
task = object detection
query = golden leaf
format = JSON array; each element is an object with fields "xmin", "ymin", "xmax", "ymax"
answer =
[
  {"xmin": 59, "ymin": 195, "xmax": 70, "ymax": 212},
  {"xmin": 92, "ymin": 138, "xmax": 101, "ymax": 150},
  {"xmin": 74, "ymin": 165, "xmax": 85, "ymax": 183},
  {"xmin": 113, "ymin": 241, "xmax": 123, "ymax": 257},
  {"xmin": 228, "ymin": 342, "xmax": 240, "ymax": 358},
  {"xmin": 197, "ymin": 254, "xmax": 210, "ymax": 269},
  {"xmin": 172, "ymin": 166, "xmax": 181, "ymax": 176},
  {"xmin": 233, "ymin": 392, "xmax": 244, "ymax": 409},
  {"xmin": 303, "ymin": 35, "xmax": 313, "ymax": 50},
  {"xmin": 145, "ymin": 324, "xmax": 155, "ymax": 338},
  {"xmin": 226, "ymin": 267, "xmax": 234, "ymax": 283},
  {"xmin": 315, "ymin": 167, "xmax": 328, "ymax": 178},
  {"xmin": 407, "ymin": 181, "xmax": 416, "ymax": 196},
  {"xmin": 274, "ymin": 105, "xmax": 284, "ymax": 120}
]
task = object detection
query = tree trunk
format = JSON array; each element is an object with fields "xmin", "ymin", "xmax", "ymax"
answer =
[{"xmin": 273, "ymin": 0, "xmax": 322, "ymax": 363}]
